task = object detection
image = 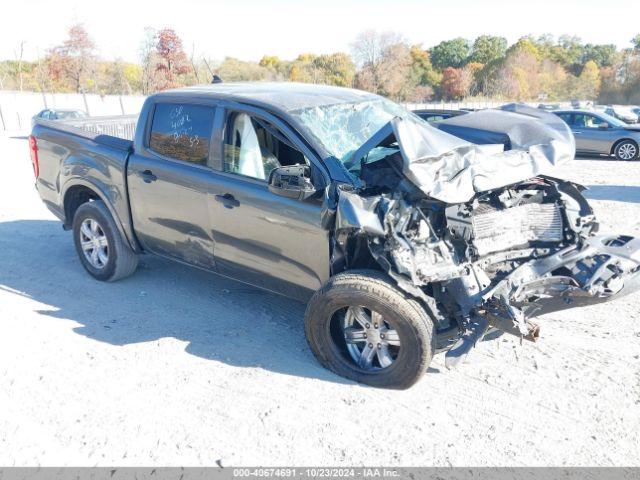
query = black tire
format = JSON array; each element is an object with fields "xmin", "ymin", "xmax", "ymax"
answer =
[
  {"xmin": 613, "ymin": 140, "xmax": 639, "ymax": 161},
  {"xmin": 304, "ymin": 269, "xmax": 435, "ymax": 389},
  {"xmin": 72, "ymin": 200, "xmax": 138, "ymax": 282}
]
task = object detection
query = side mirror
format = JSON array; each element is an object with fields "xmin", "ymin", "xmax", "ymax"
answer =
[
  {"xmin": 599, "ymin": 122, "xmax": 609, "ymax": 129},
  {"xmin": 268, "ymin": 165, "xmax": 317, "ymax": 201}
]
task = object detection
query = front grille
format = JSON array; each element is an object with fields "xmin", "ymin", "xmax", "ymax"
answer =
[{"xmin": 472, "ymin": 203, "xmax": 563, "ymax": 256}]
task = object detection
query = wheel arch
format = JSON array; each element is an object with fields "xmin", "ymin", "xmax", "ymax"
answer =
[
  {"xmin": 610, "ymin": 137, "xmax": 639, "ymax": 156},
  {"xmin": 61, "ymin": 180, "xmax": 138, "ymax": 251}
]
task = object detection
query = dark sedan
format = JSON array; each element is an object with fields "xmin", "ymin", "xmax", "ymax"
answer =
[{"xmin": 412, "ymin": 109, "xmax": 468, "ymax": 123}]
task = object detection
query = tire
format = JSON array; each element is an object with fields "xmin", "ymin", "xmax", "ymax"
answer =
[
  {"xmin": 613, "ymin": 140, "xmax": 639, "ymax": 161},
  {"xmin": 304, "ymin": 269, "xmax": 435, "ymax": 389},
  {"xmin": 72, "ymin": 200, "xmax": 138, "ymax": 282}
]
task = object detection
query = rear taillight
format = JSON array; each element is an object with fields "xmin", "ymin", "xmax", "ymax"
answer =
[{"xmin": 29, "ymin": 135, "xmax": 39, "ymax": 179}]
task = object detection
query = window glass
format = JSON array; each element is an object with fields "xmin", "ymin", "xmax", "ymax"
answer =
[
  {"xmin": 223, "ymin": 113, "xmax": 306, "ymax": 180},
  {"xmin": 555, "ymin": 113, "xmax": 573, "ymax": 125},
  {"xmin": 573, "ymin": 113, "xmax": 607, "ymax": 129},
  {"xmin": 149, "ymin": 103, "xmax": 215, "ymax": 165}
]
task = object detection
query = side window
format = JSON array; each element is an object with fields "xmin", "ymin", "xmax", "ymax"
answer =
[
  {"xmin": 149, "ymin": 103, "xmax": 215, "ymax": 166},
  {"xmin": 574, "ymin": 114, "xmax": 606, "ymax": 129},
  {"xmin": 223, "ymin": 112, "xmax": 307, "ymax": 181},
  {"xmin": 556, "ymin": 113, "xmax": 573, "ymax": 125}
]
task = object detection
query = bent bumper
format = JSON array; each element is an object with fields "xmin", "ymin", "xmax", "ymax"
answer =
[{"xmin": 485, "ymin": 235, "xmax": 640, "ymax": 336}]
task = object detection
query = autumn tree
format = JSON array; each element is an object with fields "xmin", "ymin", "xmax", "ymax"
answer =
[
  {"xmin": 47, "ymin": 24, "xmax": 97, "ymax": 92},
  {"xmin": 572, "ymin": 60, "xmax": 600, "ymax": 99},
  {"xmin": 441, "ymin": 67, "xmax": 473, "ymax": 100},
  {"xmin": 154, "ymin": 28, "xmax": 190, "ymax": 90},
  {"xmin": 409, "ymin": 46, "xmax": 441, "ymax": 89},
  {"xmin": 217, "ymin": 57, "xmax": 270, "ymax": 81},
  {"xmin": 495, "ymin": 50, "xmax": 540, "ymax": 100}
]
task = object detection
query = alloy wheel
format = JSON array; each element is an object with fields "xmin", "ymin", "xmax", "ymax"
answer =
[
  {"xmin": 79, "ymin": 218, "xmax": 109, "ymax": 269},
  {"xmin": 342, "ymin": 306, "xmax": 401, "ymax": 370},
  {"xmin": 618, "ymin": 142, "xmax": 637, "ymax": 160}
]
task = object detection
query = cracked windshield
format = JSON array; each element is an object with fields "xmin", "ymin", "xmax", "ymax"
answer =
[{"xmin": 290, "ymin": 99, "xmax": 420, "ymax": 165}]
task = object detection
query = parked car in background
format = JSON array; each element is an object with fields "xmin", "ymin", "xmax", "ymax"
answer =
[
  {"xmin": 412, "ymin": 109, "xmax": 468, "ymax": 122},
  {"xmin": 595, "ymin": 105, "xmax": 639, "ymax": 124},
  {"xmin": 32, "ymin": 108, "xmax": 87, "ymax": 126},
  {"xmin": 554, "ymin": 109, "xmax": 640, "ymax": 160},
  {"xmin": 538, "ymin": 103, "xmax": 561, "ymax": 111}
]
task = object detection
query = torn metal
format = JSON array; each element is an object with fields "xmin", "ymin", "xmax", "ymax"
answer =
[{"xmin": 325, "ymin": 104, "xmax": 640, "ymax": 367}]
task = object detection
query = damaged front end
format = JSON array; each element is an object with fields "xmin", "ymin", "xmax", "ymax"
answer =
[{"xmin": 321, "ymin": 105, "xmax": 640, "ymax": 368}]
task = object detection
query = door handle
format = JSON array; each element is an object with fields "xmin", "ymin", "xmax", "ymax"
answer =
[
  {"xmin": 215, "ymin": 193, "xmax": 240, "ymax": 209},
  {"xmin": 139, "ymin": 169, "xmax": 157, "ymax": 183},
  {"xmin": 572, "ymin": 131, "xmax": 582, "ymax": 134}
]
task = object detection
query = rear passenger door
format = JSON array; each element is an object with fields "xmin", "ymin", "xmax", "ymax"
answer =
[{"xmin": 127, "ymin": 101, "xmax": 221, "ymax": 270}]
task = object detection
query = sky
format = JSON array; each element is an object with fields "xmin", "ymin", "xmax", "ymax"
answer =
[{"xmin": 2, "ymin": 0, "xmax": 639, "ymax": 63}]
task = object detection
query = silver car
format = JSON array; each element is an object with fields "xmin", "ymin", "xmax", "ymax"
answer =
[{"xmin": 554, "ymin": 110, "xmax": 640, "ymax": 160}]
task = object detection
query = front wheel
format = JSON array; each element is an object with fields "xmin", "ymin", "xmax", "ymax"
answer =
[
  {"xmin": 304, "ymin": 270, "xmax": 435, "ymax": 389},
  {"xmin": 614, "ymin": 140, "xmax": 639, "ymax": 161}
]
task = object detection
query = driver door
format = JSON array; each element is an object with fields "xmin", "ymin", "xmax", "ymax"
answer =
[
  {"xmin": 571, "ymin": 113, "xmax": 613, "ymax": 154},
  {"xmin": 207, "ymin": 107, "xmax": 330, "ymax": 300}
]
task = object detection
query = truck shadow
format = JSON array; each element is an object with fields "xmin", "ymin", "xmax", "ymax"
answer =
[{"xmin": 0, "ymin": 219, "xmax": 347, "ymax": 385}]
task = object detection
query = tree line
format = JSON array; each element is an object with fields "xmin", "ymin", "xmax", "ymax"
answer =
[{"xmin": 1, "ymin": 25, "xmax": 639, "ymax": 104}]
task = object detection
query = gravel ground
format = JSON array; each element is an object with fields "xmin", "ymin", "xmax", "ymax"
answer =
[{"xmin": 0, "ymin": 133, "xmax": 639, "ymax": 466}]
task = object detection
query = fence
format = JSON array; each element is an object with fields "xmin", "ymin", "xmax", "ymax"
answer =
[{"xmin": 0, "ymin": 91, "xmax": 146, "ymax": 131}]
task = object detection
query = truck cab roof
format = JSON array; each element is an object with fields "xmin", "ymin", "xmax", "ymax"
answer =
[{"xmin": 157, "ymin": 82, "xmax": 379, "ymax": 113}]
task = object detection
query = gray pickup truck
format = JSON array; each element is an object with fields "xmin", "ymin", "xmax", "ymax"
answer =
[{"xmin": 30, "ymin": 83, "xmax": 640, "ymax": 389}]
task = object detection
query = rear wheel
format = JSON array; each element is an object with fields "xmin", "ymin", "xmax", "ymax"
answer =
[
  {"xmin": 614, "ymin": 140, "xmax": 639, "ymax": 161},
  {"xmin": 304, "ymin": 270, "xmax": 435, "ymax": 389},
  {"xmin": 72, "ymin": 200, "xmax": 138, "ymax": 282}
]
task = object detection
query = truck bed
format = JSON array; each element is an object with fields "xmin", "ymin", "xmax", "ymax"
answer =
[
  {"xmin": 31, "ymin": 117, "xmax": 138, "ymax": 250},
  {"xmin": 33, "ymin": 115, "xmax": 138, "ymax": 150}
]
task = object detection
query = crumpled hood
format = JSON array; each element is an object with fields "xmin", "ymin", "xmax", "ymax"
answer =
[{"xmin": 393, "ymin": 104, "xmax": 575, "ymax": 203}]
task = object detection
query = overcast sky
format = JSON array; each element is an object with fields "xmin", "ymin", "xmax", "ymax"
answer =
[{"xmin": 2, "ymin": 0, "xmax": 638, "ymax": 63}]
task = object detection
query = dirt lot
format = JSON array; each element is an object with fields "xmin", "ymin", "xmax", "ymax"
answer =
[{"xmin": 0, "ymin": 133, "xmax": 639, "ymax": 466}]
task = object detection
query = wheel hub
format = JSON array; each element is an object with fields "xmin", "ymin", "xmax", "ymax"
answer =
[
  {"xmin": 343, "ymin": 306, "xmax": 401, "ymax": 370},
  {"xmin": 619, "ymin": 143, "xmax": 637, "ymax": 160},
  {"xmin": 79, "ymin": 218, "xmax": 109, "ymax": 269}
]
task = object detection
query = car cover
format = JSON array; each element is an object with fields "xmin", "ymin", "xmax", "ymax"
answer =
[{"xmin": 393, "ymin": 104, "xmax": 576, "ymax": 203}]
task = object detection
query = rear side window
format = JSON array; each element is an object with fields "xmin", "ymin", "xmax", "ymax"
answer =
[
  {"xmin": 555, "ymin": 113, "xmax": 573, "ymax": 125},
  {"xmin": 149, "ymin": 103, "xmax": 215, "ymax": 166}
]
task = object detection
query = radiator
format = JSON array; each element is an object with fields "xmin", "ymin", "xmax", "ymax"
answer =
[{"xmin": 471, "ymin": 203, "xmax": 563, "ymax": 256}]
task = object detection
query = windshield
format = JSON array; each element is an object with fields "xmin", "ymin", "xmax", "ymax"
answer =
[{"xmin": 290, "ymin": 98, "xmax": 421, "ymax": 163}]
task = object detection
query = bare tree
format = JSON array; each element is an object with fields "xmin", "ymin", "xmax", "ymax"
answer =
[
  {"xmin": 139, "ymin": 27, "xmax": 157, "ymax": 94},
  {"xmin": 14, "ymin": 41, "xmax": 25, "ymax": 91},
  {"xmin": 47, "ymin": 24, "xmax": 97, "ymax": 93},
  {"xmin": 190, "ymin": 42, "xmax": 200, "ymax": 83},
  {"xmin": 351, "ymin": 30, "xmax": 404, "ymax": 93}
]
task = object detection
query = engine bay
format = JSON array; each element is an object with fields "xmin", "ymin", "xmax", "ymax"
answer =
[{"xmin": 325, "ymin": 129, "xmax": 640, "ymax": 367}]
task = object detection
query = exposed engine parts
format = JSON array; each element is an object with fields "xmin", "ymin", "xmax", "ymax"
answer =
[{"xmin": 329, "ymin": 176, "xmax": 640, "ymax": 368}]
